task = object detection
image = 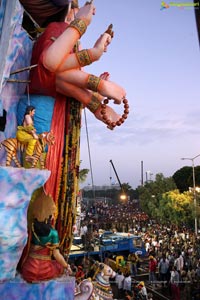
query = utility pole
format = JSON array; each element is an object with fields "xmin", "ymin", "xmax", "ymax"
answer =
[
  {"xmin": 181, "ymin": 154, "xmax": 200, "ymax": 235},
  {"xmin": 141, "ymin": 160, "xmax": 144, "ymax": 186}
]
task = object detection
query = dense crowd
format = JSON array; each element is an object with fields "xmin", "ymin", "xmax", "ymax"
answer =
[
  {"xmin": 81, "ymin": 200, "xmax": 148, "ymax": 232},
  {"xmin": 77, "ymin": 200, "xmax": 200, "ymax": 299}
]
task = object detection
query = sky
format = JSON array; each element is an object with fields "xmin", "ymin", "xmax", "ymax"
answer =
[{"xmin": 78, "ymin": 0, "xmax": 200, "ymax": 189}]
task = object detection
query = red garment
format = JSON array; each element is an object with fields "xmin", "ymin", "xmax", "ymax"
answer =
[
  {"xmin": 171, "ymin": 283, "xmax": 180, "ymax": 300},
  {"xmin": 75, "ymin": 269, "xmax": 85, "ymax": 282},
  {"xmin": 29, "ymin": 22, "xmax": 68, "ymax": 97},
  {"xmin": 44, "ymin": 95, "xmax": 66, "ymax": 203},
  {"xmin": 29, "ymin": 22, "xmax": 69, "ymax": 203},
  {"xmin": 21, "ymin": 245, "xmax": 64, "ymax": 282},
  {"xmin": 149, "ymin": 259, "xmax": 157, "ymax": 272}
]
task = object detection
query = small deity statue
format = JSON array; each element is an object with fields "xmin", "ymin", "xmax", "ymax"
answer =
[
  {"xmin": 20, "ymin": 189, "xmax": 72, "ymax": 282},
  {"xmin": 16, "ymin": 105, "xmax": 39, "ymax": 162}
]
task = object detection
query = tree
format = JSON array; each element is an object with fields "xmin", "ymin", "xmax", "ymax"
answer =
[
  {"xmin": 157, "ymin": 190, "xmax": 193, "ymax": 226},
  {"xmin": 137, "ymin": 172, "xmax": 198, "ymax": 228},
  {"xmin": 79, "ymin": 168, "xmax": 89, "ymax": 183},
  {"xmin": 173, "ymin": 166, "xmax": 200, "ymax": 193},
  {"xmin": 138, "ymin": 173, "xmax": 177, "ymax": 217},
  {"xmin": 121, "ymin": 182, "xmax": 132, "ymax": 192}
]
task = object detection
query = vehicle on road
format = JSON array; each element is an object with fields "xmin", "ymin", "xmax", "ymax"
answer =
[{"xmin": 68, "ymin": 232, "xmax": 146, "ymax": 264}]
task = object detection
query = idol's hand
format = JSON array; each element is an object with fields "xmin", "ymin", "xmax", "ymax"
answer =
[
  {"xmin": 66, "ymin": 264, "xmax": 72, "ymax": 276},
  {"xmin": 95, "ymin": 33, "xmax": 112, "ymax": 53},
  {"xmin": 75, "ymin": 2, "xmax": 96, "ymax": 26},
  {"xmin": 91, "ymin": 33, "xmax": 112, "ymax": 62},
  {"xmin": 92, "ymin": 24, "xmax": 114, "ymax": 60},
  {"xmin": 99, "ymin": 72, "xmax": 110, "ymax": 80}
]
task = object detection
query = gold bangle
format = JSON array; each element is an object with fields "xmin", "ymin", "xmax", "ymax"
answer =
[
  {"xmin": 87, "ymin": 74, "xmax": 101, "ymax": 92},
  {"xmin": 76, "ymin": 49, "xmax": 92, "ymax": 67},
  {"xmin": 69, "ymin": 19, "xmax": 87, "ymax": 38},
  {"xmin": 87, "ymin": 92, "xmax": 101, "ymax": 113}
]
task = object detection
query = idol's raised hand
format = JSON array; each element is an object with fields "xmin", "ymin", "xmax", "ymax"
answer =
[
  {"xmin": 92, "ymin": 33, "xmax": 112, "ymax": 61},
  {"xmin": 75, "ymin": 1, "xmax": 96, "ymax": 26}
]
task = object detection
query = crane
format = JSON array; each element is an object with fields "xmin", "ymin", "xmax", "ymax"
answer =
[{"xmin": 109, "ymin": 159, "xmax": 127, "ymax": 200}]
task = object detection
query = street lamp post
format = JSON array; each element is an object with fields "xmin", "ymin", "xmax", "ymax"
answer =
[{"xmin": 181, "ymin": 154, "xmax": 200, "ymax": 235}]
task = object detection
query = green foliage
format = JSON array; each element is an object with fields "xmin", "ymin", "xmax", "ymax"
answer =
[
  {"xmin": 138, "ymin": 173, "xmax": 177, "ymax": 217},
  {"xmin": 138, "ymin": 172, "xmax": 195, "ymax": 227},
  {"xmin": 157, "ymin": 190, "xmax": 193, "ymax": 226},
  {"xmin": 79, "ymin": 168, "xmax": 89, "ymax": 183},
  {"xmin": 121, "ymin": 182, "xmax": 132, "ymax": 192},
  {"xmin": 173, "ymin": 166, "xmax": 193, "ymax": 192},
  {"xmin": 173, "ymin": 166, "xmax": 200, "ymax": 192}
]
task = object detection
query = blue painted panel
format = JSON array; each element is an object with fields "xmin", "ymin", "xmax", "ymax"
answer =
[{"xmin": 0, "ymin": 276, "xmax": 75, "ymax": 300}]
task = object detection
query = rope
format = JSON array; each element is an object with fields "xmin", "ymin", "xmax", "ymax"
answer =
[{"xmin": 83, "ymin": 109, "xmax": 96, "ymax": 200}]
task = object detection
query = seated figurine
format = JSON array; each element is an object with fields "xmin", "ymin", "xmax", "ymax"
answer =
[
  {"xmin": 16, "ymin": 105, "xmax": 38, "ymax": 162},
  {"xmin": 20, "ymin": 189, "xmax": 72, "ymax": 282}
]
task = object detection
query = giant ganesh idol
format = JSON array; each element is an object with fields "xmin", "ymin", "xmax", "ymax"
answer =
[{"xmin": 16, "ymin": 0, "xmax": 129, "ymax": 283}]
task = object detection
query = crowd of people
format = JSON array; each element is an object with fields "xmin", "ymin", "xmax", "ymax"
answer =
[
  {"xmin": 81, "ymin": 200, "xmax": 149, "ymax": 233},
  {"xmin": 76, "ymin": 199, "xmax": 200, "ymax": 299}
]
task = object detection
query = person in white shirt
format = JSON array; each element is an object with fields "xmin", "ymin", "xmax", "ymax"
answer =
[
  {"xmin": 145, "ymin": 240, "xmax": 150, "ymax": 253},
  {"xmin": 174, "ymin": 251, "xmax": 184, "ymax": 273},
  {"xmin": 170, "ymin": 265, "xmax": 180, "ymax": 300},
  {"xmin": 137, "ymin": 281, "xmax": 148, "ymax": 300},
  {"xmin": 115, "ymin": 270, "xmax": 125, "ymax": 290},
  {"xmin": 123, "ymin": 272, "xmax": 132, "ymax": 291},
  {"xmin": 158, "ymin": 256, "xmax": 169, "ymax": 287},
  {"xmin": 80, "ymin": 224, "xmax": 88, "ymax": 249}
]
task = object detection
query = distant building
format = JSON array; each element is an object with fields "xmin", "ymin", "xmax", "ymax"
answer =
[{"xmin": 82, "ymin": 184, "xmax": 121, "ymax": 191}]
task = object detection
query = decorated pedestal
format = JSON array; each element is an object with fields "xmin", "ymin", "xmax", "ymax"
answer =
[
  {"xmin": 0, "ymin": 276, "xmax": 75, "ymax": 300},
  {"xmin": 0, "ymin": 166, "xmax": 77, "ymax": 299}
]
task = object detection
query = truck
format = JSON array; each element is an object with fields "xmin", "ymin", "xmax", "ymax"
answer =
[{"xmin": 68, "ymin": 232, "xmax": 146, "ymax": 265}]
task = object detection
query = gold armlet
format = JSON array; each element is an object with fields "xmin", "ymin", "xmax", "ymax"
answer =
[
  {"xmin": 76, "ymin": 49, "xmax": 92, "ymax": 67},
  {"xmin": 69, "ymin": 19, "xmax": 87, "ymax": 38},
  {"xmin": 87, "ymin": 92, "xmax": 101, "ymax": 113},
  {"xmin": 87, "ymin": 74, "xmax": 101, "ymax": 92}
]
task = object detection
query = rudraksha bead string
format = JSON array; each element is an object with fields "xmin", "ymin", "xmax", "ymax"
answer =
[{"xmin": 100, "ymin": 97, "xmax": 129, "ymax": 129}]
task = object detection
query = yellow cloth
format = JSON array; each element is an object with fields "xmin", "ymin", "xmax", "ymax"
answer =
[{"xmin": 16, "ymin": 125, "xmax": 37, "ymax": 156}]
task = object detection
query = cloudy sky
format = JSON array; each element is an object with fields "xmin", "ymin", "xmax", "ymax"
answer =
[{"xmin": 78, "ymin": 0, "xmax": 200, "ymax": 189}]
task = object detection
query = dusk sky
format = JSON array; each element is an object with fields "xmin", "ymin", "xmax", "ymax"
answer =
[{"xmin": 79, "ymin": 0, "xmax": 200, "ymax": 189}]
